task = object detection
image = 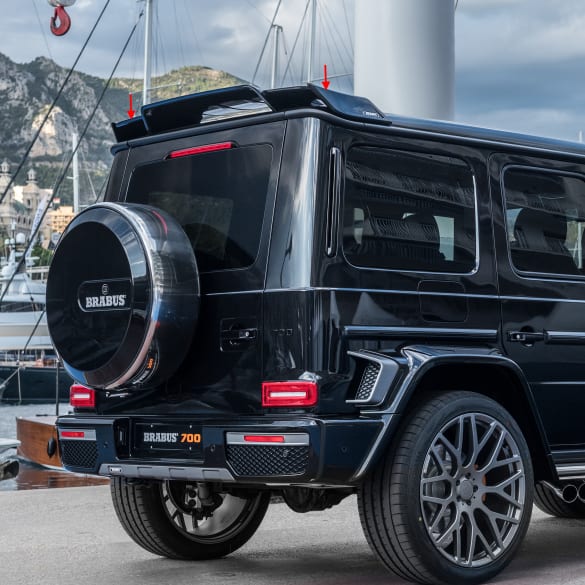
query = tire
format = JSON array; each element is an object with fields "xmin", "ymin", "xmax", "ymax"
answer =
[
  {"xmin": 358, "ymin": 391, "xmax": 534, "ymax": 585},
  {"xmin": 111, "ymin": 478, "xmax": 270, "ymax": 560},
  {"xmin": 534, "ymin": 482, "xmax": 585, "ymax": 518}
]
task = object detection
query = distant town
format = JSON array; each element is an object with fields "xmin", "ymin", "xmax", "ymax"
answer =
[{"xmin": 0, "ymin": 160, "xmax": 73, "ymax": 261}]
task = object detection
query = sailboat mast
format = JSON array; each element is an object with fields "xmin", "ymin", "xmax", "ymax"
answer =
[
  {"xmin": 143, "ymin": 0, "xmax": 153, "ymax": 106},
  {"xmin": 307, "ymin": 0, "xmax": 317, "ymax": 83},
  {"xmin": 72, "ymin": 131, "xmax": 79, "ymax": 214},
  {"xmin": 270, "ymin": 25, "xmax": 282, "ymax": 89}
]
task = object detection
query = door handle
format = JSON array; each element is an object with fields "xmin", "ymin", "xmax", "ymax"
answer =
[
  {"xmin": 221, "ymin": 328, "xmax": 257, "ymax": 342},
  {"xmin": 507, "ymin": 330, "xmax": 545, "ymax": 343},
  {"xmin": 220, "ymin": 327, "xmax": 258, "ymax": 351}
]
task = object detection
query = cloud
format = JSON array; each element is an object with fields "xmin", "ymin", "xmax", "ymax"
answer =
[
  {"xmin": 1, "ymin": 0, "xmax": 585, "ymax": 140},
  {"xmin": 456, "ymin": 0, "xmax": 585, "ymax": 68},
  {"xmin": 461, "ymin": 107, "xmax": 581, "ymax": 141}
]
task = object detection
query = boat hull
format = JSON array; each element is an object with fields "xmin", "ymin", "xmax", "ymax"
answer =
[
  {"xmin": 16, "ymin": 415, "xmax": 62, "ymax": 468},
  {"xmin": 0, "ymin": 365, "xmax": 72, "ymax": 403}
]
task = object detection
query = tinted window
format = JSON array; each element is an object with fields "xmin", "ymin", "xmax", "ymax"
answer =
[
  {"xmin": 126, "ymin": 145, "xmax": 272, "ymax": 272},
  {"xmin": 503, "ymin": 167, "xmax": 585, "ymax": 276},
  {"xmin": 342, "ymin": 147, "xmax": 476, "ymax": 273}
]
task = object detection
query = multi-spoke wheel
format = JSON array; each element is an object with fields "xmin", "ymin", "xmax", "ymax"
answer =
[
  {"xmin": 358, "ymin": 391, "xmax": 533, "ymax": 585},
  {"xmin": 111, "ymin": 478, "xmax": 270, "ymax": 560}
]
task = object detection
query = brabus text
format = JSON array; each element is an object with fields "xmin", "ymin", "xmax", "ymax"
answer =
[
  {"xmin": 85, "ymin": 294, "xmax": 127, "ymax": 309},
  {"xmin": 143, "ymin": 432, "xmax": 179, "ymax": 443}
]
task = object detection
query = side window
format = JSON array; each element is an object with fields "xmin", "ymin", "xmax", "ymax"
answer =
[
  {"xmin": 503, "ymin": 167, "xmax": 585, "ymax": 276},
  {"xmin": 342, "ymin": 147, "xmax": 477, "ymax": 273}
]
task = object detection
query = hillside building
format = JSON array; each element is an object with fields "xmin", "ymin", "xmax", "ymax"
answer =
[{"xmin": 0, "ymin": 160, "xmax": 65, "ymax": 251}]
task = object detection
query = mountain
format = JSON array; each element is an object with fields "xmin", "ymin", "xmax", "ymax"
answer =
[{"xmin": 0, "ymin": 52, "xmax": 243, "ymax": 204}]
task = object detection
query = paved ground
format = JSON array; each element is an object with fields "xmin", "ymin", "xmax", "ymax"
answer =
[{"xmin": 1, "ymin": 485, "xmax": 585, "ymax": 585}]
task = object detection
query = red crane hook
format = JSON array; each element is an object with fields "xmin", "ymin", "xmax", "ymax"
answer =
[{"xmin": 50, "ymin": 5, "xmax": 71, "ymax": 36}]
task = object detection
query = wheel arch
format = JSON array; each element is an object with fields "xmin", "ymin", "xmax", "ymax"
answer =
[
  {"xmin": 352, "ymin": 346, "xmax": 556, "ymax": 483},
  {"xmin": 406, "ymin": 362, "xmax": 553, "ymax": 482}
]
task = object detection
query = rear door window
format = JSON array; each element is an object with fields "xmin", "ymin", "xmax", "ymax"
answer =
[
  {"xmin": 126, "ymin": 144, "xmax": 272, "ymax": 272},
  {"xmin": 503, "ymin": 167, "xmax": 585, "ymax": 277}
]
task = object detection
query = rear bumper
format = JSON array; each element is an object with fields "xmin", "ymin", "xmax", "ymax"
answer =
[{"xmin": 56, "ymin": 414, "xmax": 389, "ymax": 486}]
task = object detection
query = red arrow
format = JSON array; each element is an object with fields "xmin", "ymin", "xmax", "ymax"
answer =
[
  {"xmin": 127, "ymin": 93, "xmax": 135, "ymax": 118},
  {"xmin": 322, "ymin": 64, "xmax": 330, "ymax": 90}
]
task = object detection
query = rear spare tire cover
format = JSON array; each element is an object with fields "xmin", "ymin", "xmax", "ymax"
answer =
[{"xmin": 47, "ymin": 203, "xmax": 200, "ymax": 390}]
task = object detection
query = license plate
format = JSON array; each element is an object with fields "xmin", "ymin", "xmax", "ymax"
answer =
[{"xmin": 134, "ymin": 422, "xmax": 203, "ymax": 457}]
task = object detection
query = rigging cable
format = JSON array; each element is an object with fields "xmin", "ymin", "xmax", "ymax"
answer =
[
  {"xmin": 279, "ymin": 29, "xmax": 297, "ymax": 86},
  {"xmin": 31, "ymin": 0, "xmax": 56, "ymax": 63},
  {"xmin": 280, "ymin": 0, "xmax": 311, "ymax": 86},
  {"xmin": 320, "ymin": 1, "xmax": 353, "ymax": 92},
  {"xmin": 7, "ymin": 10, "xmax": 145, "ymax": 351},
  {"xmin": 341, "ymin": 0, "xmax": 353, "ymax": 54},
  {"xmin": 251, "ymin": 0, "xmax": 283, "ymax": 85},
  {"xmin": 0, "ymin": 0, "xmax": 112, "ymax": 207},
  {"xmin": 182, "ymin": 0, "xmax": 205, "ymax": 72},
  {"xmin": 322, "ymin": 1, "xmax": 353, "ymax": 71}
]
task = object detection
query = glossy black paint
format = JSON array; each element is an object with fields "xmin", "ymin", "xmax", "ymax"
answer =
[
  {"xmin": 48, "ymin": 203, "xmax": 199, "ymax": 389},
  {"xmin": 490, "ymin": 153, "xmax": 585, "ymax": 449},
  {"xmin": 53, "ymin": 89, "xmax": 585, "ymax": 486}
]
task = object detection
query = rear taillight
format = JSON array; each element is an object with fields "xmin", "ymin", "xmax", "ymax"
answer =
[
  {"xmin": 168, "ymin": 141, "xmax": 234, "ymax": 158},
  {"xmin": 261, "ymin": 381, "xmax": 318, "ymax": 407},
  {"xmin": 70, "ymin": 384, "xmax": 96, "ymax": 408}
]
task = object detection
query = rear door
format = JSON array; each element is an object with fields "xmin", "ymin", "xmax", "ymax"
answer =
[
  {"xmin": 491, "ymin": 153, "xmax": 585, "ymax": 450},
  {"xmin": 122, "ymin": 121, "xmax": 285, "ymax": 413}
]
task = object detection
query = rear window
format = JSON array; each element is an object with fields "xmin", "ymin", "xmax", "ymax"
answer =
[{"xmin": 126, "ymin": 144, "xmax": 272, "ymax": 272}]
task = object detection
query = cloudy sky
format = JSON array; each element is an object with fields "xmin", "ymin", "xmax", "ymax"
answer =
[{"xmin": 1, "ymin": 0, "xmax": 585, "ymax": 142}]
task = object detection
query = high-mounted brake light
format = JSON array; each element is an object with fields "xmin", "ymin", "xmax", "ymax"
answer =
[
  {"xmin": 70, "ymin": 384, "xmax": 96, "ymax": 408},
  {"xmin": 168, "ymin": 141, "xmax": 234, "ymax": 159},
  {"xmin": 262, "ymin": 381, "xmax": 318, "ymax": 407}
]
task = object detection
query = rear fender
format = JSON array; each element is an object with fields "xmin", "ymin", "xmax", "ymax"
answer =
[{"xmin": 349, "ymin": 345, "xmax": 555, "ymax": 483}]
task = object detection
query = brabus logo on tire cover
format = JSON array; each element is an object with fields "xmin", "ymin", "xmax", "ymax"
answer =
[{"xmin": 78, "ymin": 279, "xmax": 132, "ymax": 312}]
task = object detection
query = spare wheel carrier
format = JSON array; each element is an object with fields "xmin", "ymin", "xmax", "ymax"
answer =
[{"xmin": 46, "ymin": 202, "xmax": 200, "ymax": 390}]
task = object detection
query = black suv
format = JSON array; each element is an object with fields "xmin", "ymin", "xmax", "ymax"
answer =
[{"xmin": 46, "ymin": 84, "xmax": 585, "ymax": 585}]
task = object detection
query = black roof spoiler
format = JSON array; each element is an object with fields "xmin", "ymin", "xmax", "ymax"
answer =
[{"xmin": 111, "ymin": 83, "xmax": 389, "ymax": 143}]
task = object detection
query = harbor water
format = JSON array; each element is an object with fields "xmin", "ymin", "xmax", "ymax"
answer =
[{"xmin": 0, "ymin": 402, "xmax": 108, "ymax": 491}]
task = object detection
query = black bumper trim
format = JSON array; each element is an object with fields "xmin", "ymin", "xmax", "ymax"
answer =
[
  {"xmin": 57, "ymin": 414, "xmax": 389, "ymax": 485},
  {"xmin": 100, "ymin": 463, "xmax": 234, "ymax": 482}
]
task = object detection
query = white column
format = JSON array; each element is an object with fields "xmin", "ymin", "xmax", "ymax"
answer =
[
  {"xmin": 354, "ymin": 0, "xmax": 455, "ymax": 120},
  {"xmin": 143, "ymin": 0, "xmax": 153, "ymax": 106}
]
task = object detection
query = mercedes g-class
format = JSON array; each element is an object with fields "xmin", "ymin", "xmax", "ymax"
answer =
[{"xmin": 46, "ymin": 84, "xmax": 585, "ymax": 585}]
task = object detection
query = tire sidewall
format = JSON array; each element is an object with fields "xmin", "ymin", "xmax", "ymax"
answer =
[
  {"xmin": 111, "ymin": 478, "xmax": 270, "ymax": 560},
  {"xmin": 400, "ymin": 392, "xmax": 534, "ymax": 584}
]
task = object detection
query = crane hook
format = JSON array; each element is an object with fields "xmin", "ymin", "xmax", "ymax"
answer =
[{"xmin": 50, "ymin": 5, "xmax": 71, "ymax": 36}]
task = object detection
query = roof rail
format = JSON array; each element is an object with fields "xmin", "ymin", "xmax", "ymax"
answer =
[{"xmin": 112, "ymin": 84, "xmax": 389, "ymax": 143}]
